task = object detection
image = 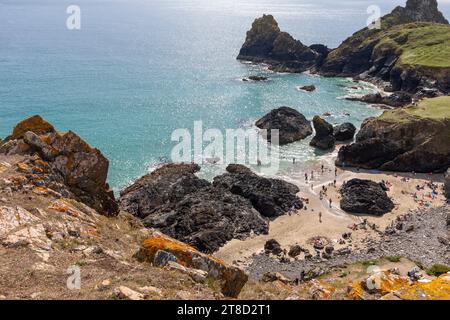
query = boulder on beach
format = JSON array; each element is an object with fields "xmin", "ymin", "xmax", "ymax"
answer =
[
  {"xmin": 333, "ymin": 123, "xmax": 356, "ymax": 141},
  {"xmin": 340, "ymin": 179, "xmax": 395, "ymax": 216},
  {"xmin": 310, "ymin": 116, "xmax": 336, "ymax": 150},
  {"xmin": 247, "ymin": 76, "xmax": 268, "ymax": 81},
  {"xmin": 255, "ymin": 106, "xmax": 313, "ymax": 145},
  {"xmin": 346, "ymin": 92, "xmax": 413, "ymax": 108}
]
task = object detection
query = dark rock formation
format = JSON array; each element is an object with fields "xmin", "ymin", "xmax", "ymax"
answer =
[
  {"xmin": 340, "ymin": 179, "xmax": 395, "ymax": 215},
  {"xmin": 346, "ymin": 92, "xmax": 413, "ymax": 108},
  {"xmin": 298, "ymin": 85, "xmax": 316, "ymax": 92},
  {"xmin": 120, "ymin": 163, "xmax": 209, "ymax": 219},
  {"xmin": 237, "ymin": 15, "xmax": 320, "ymax": 72},
  {"xmin": 255, "ymin": 107, "xmax": 313, "ymax": 145},
  {"xmin": 336, "ymin": 105, "xmax": 450, "ymax": 172},
  {"xmin": 143, "ymin": 186, "xmax": 268, "ymax": 253},
  {"xmin": 0, "ymin": 116, "xmax": 119, "ymax": 216},
  {"xmin": 310, "ymin": 116, "xmax": 336, "ymax": 150},
  {"xmin": 121, "ymin": 163, "xmax": 302, "ymax": 253},
  {"xmin": 213, "ymin": 164, "xmax": 303, "ymax": 218},
  {"xmin": 333, "ymin": 123, "xmax": 356, "ymax": 141},
  {"xmin": 445, "ymin": 169, "xmax": 450, "ymax": 200}
]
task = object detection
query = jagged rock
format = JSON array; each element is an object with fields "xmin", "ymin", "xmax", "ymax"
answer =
[
  {"xmin": 143, "ymin": 185, "xmax": 268, "ymax": 253},
  {"xmin": 336, "ymin": 100, "xmax": 450, "ymax": 172},
  {"xmin": 264, "ymin": 239, "xmax": 282, "ymax": 255},
  {"xmin": 390, "ymin": 0, "xmax": 448, "ymax": 25},
  {"xmin": 10, "ymin": 115, "xmax": 55, "ymax": 140},
  {"xmin": 340, "ymin": 179, "xmax": 395, "ymax": 216},
  {"xmin": 255, "ymin": 107, "xmax": 313, "ymax": 145},
  {"xmin": 1, "ymin": 116, "xmax": 118, "ymax": 216},
  {"xmin": 298, "ymin": 85, "xmax": 316, "ymax": 92},
  {"xmin": 120, "ymin": 163, "xmax": 209, "ymax": 219},
  {"xmin": 213, "ymin": 164, "xmax": 302, "ymax": 218},
  {"xmin": 135, "ymin": 235, "xmax": 248, "ymax": 297},
  {"xmin": 237, "ymin": 15, "xmax": 319, "ymax": 72},
  {"xmin": 333, "ymin": 123, "xmax": 356, "ymax": 141},
  {"xmin": 310, "ymin": 116, "xmax": 335, "ymax": 150}
]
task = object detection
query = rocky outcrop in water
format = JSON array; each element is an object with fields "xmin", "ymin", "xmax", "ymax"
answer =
[
  {"xmin": 333, "ymin": 123, "xmax": 356, "ymax": 141},
  {"xmin": 256, "ymin": 107, "xmax": 313, "ymax": 145},
  {"xmin": 310, "ymin": 116, "xmax": 335, "ymax": 150},
  {"xmin": 120, "ymin": 163, "xmax": 302, "ymax": 253},
  {"xmin": 213, "ymin": 164, "xmax": 303, "ymax": 218},
  {"xmin": 340, "ymin": 179, "xmax": 395, "ymax": 216},
  {"xmin": 336, "ymin": 98, "xmax": 450, "ymax": 173},
  {"xmin": 0, "ymin": 115, "xmax": 118, "ymax": 216},
  {"xmin": 346, "ymin": 92, "xmax": 413, "ymax": 108},
  {"xmin": 237, "ymin": 15, "xmax": 322, "ymax": 72}
]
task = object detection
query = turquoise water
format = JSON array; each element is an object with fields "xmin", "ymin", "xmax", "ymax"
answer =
[{"xmin": 1, "ymin": 0, "xmax": 449, "ymax": 190}]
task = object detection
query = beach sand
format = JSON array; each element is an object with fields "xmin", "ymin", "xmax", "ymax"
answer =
[{"xmin": 216, "ymin": 153, "xmax": 447, "ymax": 265}]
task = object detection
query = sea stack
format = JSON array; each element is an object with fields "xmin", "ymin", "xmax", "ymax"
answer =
[
  {"xmin": 310, "ymin": 116, "xmax": 336, "ymax": 150},
  {"xmin": 237, "ymin": 15, "xmax": 324, "ymax": 72}
]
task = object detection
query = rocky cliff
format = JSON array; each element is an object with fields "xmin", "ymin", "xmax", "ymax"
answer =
[{"xmin": 336, "ymin": 97, "xmax": 450, "ymax": 172}]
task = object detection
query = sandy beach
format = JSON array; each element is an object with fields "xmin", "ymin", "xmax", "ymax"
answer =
[{"xmin": 216, "ymin": 151, "xmax": 447, "ymax": 265}]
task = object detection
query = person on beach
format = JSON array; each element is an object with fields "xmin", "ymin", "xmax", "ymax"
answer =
[
  {"xmin": 321, "ymin": 164, "xmax": 324, "ymax": 173},
  {"xmin": 319, "ymin": 211, "xmax": 322, "ymax": 223},
  {"xmin": 335, "ymin": 168, "xmax": 337, "ymax": 177},
  {"xmin": 329, "ymin": 198, "xmax": 332, "ymax": 208},
  {"xmin": 305, "ymin": 173, "xmax": 308, "ymax": 181},
  {"xmin": 293, "ymin": 157, "xmax": 296, "ymax": 164}
]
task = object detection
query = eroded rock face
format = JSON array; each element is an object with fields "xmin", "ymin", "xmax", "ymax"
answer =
[
  {"xmin": 120, "ymin": 163, "xmax": 209, "ymax": 219},
  {"xmin": 1, "ymin": 116, "xmax": 118, "ymax": 216},
  {"xmin": 213, "ymin": 164, "xmax": 303, "ymax": 218},
  {"xmin": 333, "ymin": 123, "xmax": 356, "ymax": 141},
  {"xmin": 135, "ymin": 234, "xmax": 249, "ymax": 297},
  {"xmin": 336, "ymin": 110, "xmax": 450, "ymax": 172},
  {"xmin": 237, "ymin": 15, "xmax": 320, "ymax": 72},
  {"xmin": 340, "ymin": 179, "xmax": 395, "ymax": 216},
  {"xmin": 256, "ymin": 107, "xmax": 313, "ymax": 145},
  {"xmin": 310, "ymin": 116, "xmax": 335, "ymax": 150},
  {"xmin": 392, "ymin": 0, "xmax": 448, "ymax": 25}
]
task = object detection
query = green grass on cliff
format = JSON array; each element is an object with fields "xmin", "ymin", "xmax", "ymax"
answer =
[
  {"xmin": 375, "ymin": 23, "xmax": 450, "ymax": 68},
  {"xmin": 380, "ymin": 96, "xmax": 450, "ymax": 121},
  {"xmin": 407, "ymin": 96, "xmax": 450, "ymax": 119}
]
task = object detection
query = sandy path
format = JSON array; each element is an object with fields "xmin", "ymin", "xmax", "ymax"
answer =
[{"xmin": 216, "ymin": 157, "xmax": 446, "ymax": 264}]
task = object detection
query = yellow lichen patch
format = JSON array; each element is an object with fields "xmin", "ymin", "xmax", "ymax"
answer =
[
  {"xmin": 33, "ymin": 159, "xmax": 50, "ymax": 168},
  {"xmin": 11, "ymin": 115, "xmax": 55, "ymax": 140},
  {"xmin": 397, "ymin": 274, "xmax": 450, "ymax": 300},
  {"xmin": 347, "ymin": 282, "xmax": 365, "ymax": 300},
  {"xmin": 17, "ymin": 162, "xmax": 30, "ymax": 173},
  {"xmin": 139, "ymin": 236, "xmax": 197, "ymax": 266},
  {"xmin": 308, "ymin": 279, "xmax": 334, "ymax": 300},
  {"xmin": 33, "ymin": 187, "xmax": 49, "ymax": 195},
  {"xmin": 48, "ymin": 199, "xmax": 83, "ymax": 218}
]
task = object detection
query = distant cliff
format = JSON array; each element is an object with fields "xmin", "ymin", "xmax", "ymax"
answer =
[{"xmin": 237, "ymin": 0, "xmax": 450, "ymax": 96}]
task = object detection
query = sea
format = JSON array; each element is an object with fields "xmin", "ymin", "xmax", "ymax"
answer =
[{"xmin": 1, "ymin": 0, "xmax": 449, "ymax": 191}]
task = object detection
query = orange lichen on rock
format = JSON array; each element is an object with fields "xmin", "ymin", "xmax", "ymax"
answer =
[
  {"xmin": 347, "ymin": 282, "xmax": 365, "ymax": 300},
  {"xmin": 17, "ymin": 162, "xmax": 30, "ymax": 173},
  {"xmin": 33, "ymin": 187, "xmax": 49, "ymax": 195},
  {"xmin": 138, "ymin": 236, "xmax": 197, "ymax": 266},
  {"xmin": 397, "ymin": 274, "xmax": 450, "ymax": 300},
  {"xmin": 11, "ymin": 115, "xmax": 55, "ymax": 140}
]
